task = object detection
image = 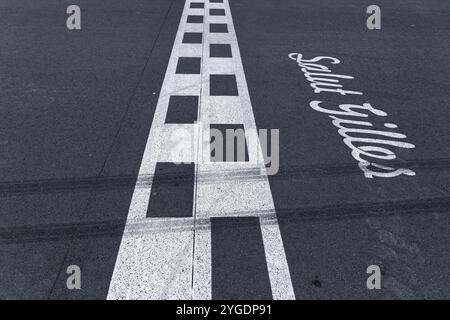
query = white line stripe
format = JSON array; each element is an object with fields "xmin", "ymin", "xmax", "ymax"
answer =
[
  {"xmin": 260, "ymin": 215, "xmax": 296, "ymax": 300},
  {"xmin": 192, "ymin": 0, "xmax": 295, "ymax": 300},
  {"xmin": 107, "ymin": 0, "xmax": 202, "ymax": 300}
]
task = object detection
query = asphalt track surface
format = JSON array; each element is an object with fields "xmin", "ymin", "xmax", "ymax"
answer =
[{"xmin": 0, "ymin": 0, "xmax": 449, "ymax": 299}]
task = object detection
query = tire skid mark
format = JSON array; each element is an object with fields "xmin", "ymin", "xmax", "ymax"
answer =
[
  {"xmin": 0, "ymin": 158, "xmax": 448, "ymax": 196},
  {"xmin": 2, "ymin": 196, "xmax": 449, "ymax": 245}
]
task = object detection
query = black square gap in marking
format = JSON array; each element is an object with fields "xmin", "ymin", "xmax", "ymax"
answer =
[
  {"xmin": 210, "ymin": 8, "xmax": 226, "ymax": 16},
  {"xmin": 210, "ymin": 124, "xmax": 249, "ymax": 162},
  {"xmin": 182, "ymin": 32, "xmax": 203, "ymax": 44},
  {"xmin": 210, "ymin": 44, "xmax": 232, "ymax": 57},
  {"xmin": 210, "ymin": 0, "xmax": 224, "ymax": 3},
  {"xmin": 187, "ymin": 15, "xmax": 204, "ymax": 23},
  {"xmin": 210, "ymin": 74, "xmax": 238, "ymax": 96},
  {"xmin": 147, "ymin": 163, "xmax": 195, "ymax": 218},
  {"xmin": 190, "ymin": 2, "xmax": 204, "ymax": 8},
  {"xmin": 165, "ymin": 96, "xmax": 198, "ymax": 124},
  {"xmin": 209, "ymin": 23, "xmax": 228, "ymax": 33},
  {"xmin": 176, "ymin": 57, "xmax": 201, "ymax": 74},
  {"xmin": 211, "ymin": 217, "xmax": 272, "ymax": 299}
]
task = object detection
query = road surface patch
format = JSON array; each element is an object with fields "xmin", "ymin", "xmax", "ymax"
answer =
[
  {"xmin": 210, "ymin": 8, "xmax": 226, "ymax": 16},
  {"xmin": 209, "ymin": 23, "xmax": 229, "ymax": 33},
  {"xmin": 211, "ymin": 217, "xmax": 272, "ymax": 299},
  {"xmin": 146, "ymin": 163, "xmax": 195, "ymax": 218},
  {"xmin": 165, "ymin": 96, "xmax": 199, "ymax": 123},
  {"xmin": 209, "ymin": 43, "xmax": 232, "ymax": 57},
  {"xmin": 187, "ymin": 15, "xmax": 204, "ymax": 23},
  {"xmin": 176, "ymin": 57, "xmax": 201, "ymax": 74}
]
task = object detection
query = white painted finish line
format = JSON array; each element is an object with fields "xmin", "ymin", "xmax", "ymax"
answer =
[{"xmin": 107, "ymin": 0, "xmax": 295, "ymax": 300}]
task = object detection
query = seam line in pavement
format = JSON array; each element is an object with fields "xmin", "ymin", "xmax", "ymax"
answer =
[{"xmin": 190, "ymin": 1, "xmax": 207, "ymax": 299}]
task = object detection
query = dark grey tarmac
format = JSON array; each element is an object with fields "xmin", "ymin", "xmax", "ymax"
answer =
[{"xmin": 0, "ymin": 0, "xmax": 449, "ymax": 299}]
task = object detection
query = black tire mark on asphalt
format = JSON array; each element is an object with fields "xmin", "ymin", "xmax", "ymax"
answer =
[
  {"xmin": 0, "ymin": 158, "xmax": 449, "ymax": 196},
  {"xmin": 2, "ymin": 195, "xmax": 449, "ymax": 245}
]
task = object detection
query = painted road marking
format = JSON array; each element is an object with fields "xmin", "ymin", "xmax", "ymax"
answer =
[
  {"xmin": 107, "ymin": 0, "xmax": 200, "ymax": 300},
  {"xmin": 192, "ymin": 0, "xmax": 294, "ymax": 300},
  {"xmin": 108, "ymin": 0, "xmax": 295, "ymax": 300}
]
